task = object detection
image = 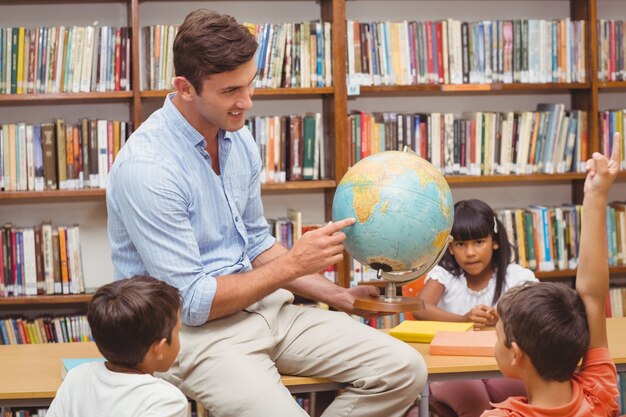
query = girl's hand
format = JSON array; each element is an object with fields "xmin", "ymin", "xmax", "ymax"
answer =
[
  {"xmin": 464, "ymin": 304, "xmax": 497, "ymax": 329},
  {"xmin": 485, "ymin": 306, "xmax": 498, "ymax": 327}
]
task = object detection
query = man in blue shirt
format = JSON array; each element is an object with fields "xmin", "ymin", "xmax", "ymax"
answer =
[{"xmin": 107, "ymin": 9, "xmax": 426, "ymax": 417}]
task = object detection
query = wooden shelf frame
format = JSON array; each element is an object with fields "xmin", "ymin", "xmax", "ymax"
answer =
[
  {"xmin": 357, "ymin": 82, "xmax": 591, "ymax": 96},
  {"xmin": 0, "ymin": 181, "xmax": 338, "ymax": 203},
  {"xmin": 0, "ymin": 294, "xmax": 92, "ymax": 306}
]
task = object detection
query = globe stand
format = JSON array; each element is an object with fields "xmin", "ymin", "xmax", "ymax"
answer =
[
  {"xmin": 353, "ymin": 235, "xmax": 453, "ymax": 313},
  {"xmin": 354, "ymin": 278, "xmax": 425, "ymax": 313}
]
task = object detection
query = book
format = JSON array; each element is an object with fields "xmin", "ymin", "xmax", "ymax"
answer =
[
  {"xmin": 61, "ymin": 357, "xmax": 105, "ymax": 379},
  {"xmin": 389, "ymin": 320, "xmax": 473, "ymax": 343},
  {"xmin": 429, "ymin": 330, "xmax": 497, "ymax": 356}
]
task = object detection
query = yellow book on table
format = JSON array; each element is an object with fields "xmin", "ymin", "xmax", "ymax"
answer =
[{"xmin": 389, "ymin": 320, "xmax": 473, "ymax": 343}]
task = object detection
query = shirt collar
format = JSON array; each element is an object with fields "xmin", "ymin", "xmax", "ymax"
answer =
[{"xmin": 163, "ymin": 92, "xmax": 233, "ymax": 149}]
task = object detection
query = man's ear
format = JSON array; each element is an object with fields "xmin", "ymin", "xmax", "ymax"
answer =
[{"xmin": 173, "ymin": 76, "xmax": 195, "ymax": 100}]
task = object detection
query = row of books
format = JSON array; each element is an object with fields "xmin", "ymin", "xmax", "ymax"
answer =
[
  {"xmin": 600, "ymin": 110, "xmax": 626, "ymax": 164},
  {"xmin": 350, "ymin": 259, "xmax": 382, "ymax": 285},
  {"xmin": 0, "ymin": 396, "xmax": 314, "ymax": 417},
  {"xmin": 140, "ymin": 21, "xmax": 333, "ymax": 92},
  {"xmin": 1, "ymin": 223, "xmax": 86, "ymax": 297},
  {"xmin": 0, "ymin": 314, "xmax": 92, "ymax": 345},
  {"xmin": 496, "ymin": 203, "xmax": 626, "ymax": 273},
  {"xmin": 347, "ymin": 104, "xmax": 587, "ymax": 176},
  {"xmin": 245, "ymin": 113, "xmax": 329, "ymax": 184},
  {"xmin": 246, "ymin": 21, "xmax": 333, "ymax": 89},
  {"xmin": 608, "ymin": 287, "xmax": 626, "ymax": 319},
  {"xmin": 0, "ymin": 107, "xmax": 618, "ymax": 194},
  {"xmin": 141, "ymin": 24, "xmax": 178, "ymax": 91},
  {"xmin": 6, "ymin": 18, "xmax": 626, "ymax": 93},
  {"xmin": 361, "ymin": 311, "xmax": 407, "ymax": 330},
  {"xmin": 0, "ymin": 119, "xmax": 131, "ymax": 192},
  {"xmin": 597, "ymin": 20, "xmax": 626, "ymax": 82},
  {"xmin": 347, "ymin": 19, "xmax": 586, "ymax": 87},
  {"xmin": 0, "ymin": 25, "xmax": 131, "ymax": 95},
  {"xmin": 293, "ymin": 394, "xmax": 314, "ymax": 415},
  {"xmin": 0, "ymin": 409, "xmax": 48, "ymax": 417}
]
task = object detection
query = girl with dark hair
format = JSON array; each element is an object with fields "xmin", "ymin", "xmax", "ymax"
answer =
[{"xmin": 412, "ymin": 199, "xmax": 537, "ymax": 417}]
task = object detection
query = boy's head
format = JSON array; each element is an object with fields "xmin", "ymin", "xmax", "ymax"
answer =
[
  {"xmin": 495, "ymin": 282, "xmax": 589, "ymax": 381},
  {"xmin": 173, "ymin": 9, "xmax": 258, "ymax": 94},
  {"xmin": 87, "ymin": 275, "xmax": 182, "ymax": 369}
]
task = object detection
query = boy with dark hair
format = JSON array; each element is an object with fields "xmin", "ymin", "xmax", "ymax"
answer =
[
  {"xmin": 47, "ymin": 275, "xmax": 187, "ymax": 417},
  {"xmin": 107, "ymin": 8, "xmax": 426, "ymax": 417},
  {"xmin": 482, "ymin": 136, "xmax": 622, "ymax": 417}
]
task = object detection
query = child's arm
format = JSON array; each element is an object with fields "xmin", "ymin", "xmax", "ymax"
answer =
[
  {"xmin": 576, "ymin": 134, "xmax": 620, "ymax": 349},
  {"xmin": 414, "ymin": 280, "xmax": 494, "ymax": 328}
]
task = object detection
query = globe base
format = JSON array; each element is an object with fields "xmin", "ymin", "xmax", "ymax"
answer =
[{"xmin": 354, "ymin": 295, "xmax": 425, "ymax": 313}]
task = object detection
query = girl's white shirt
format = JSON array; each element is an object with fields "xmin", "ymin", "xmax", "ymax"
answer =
[{"xmin": 426, "ymin": 263, "xmax": 538, "ymax": 315}]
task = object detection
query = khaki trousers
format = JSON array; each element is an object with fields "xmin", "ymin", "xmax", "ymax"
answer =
[{"xmin": 159, "ymin": 289, "xmax": 427, "ymax": 417}]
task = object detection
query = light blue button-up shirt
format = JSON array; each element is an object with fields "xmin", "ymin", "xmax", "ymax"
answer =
[{"xmin": 107, "ymin": 94, "xmax": 276, "ymax": 326}]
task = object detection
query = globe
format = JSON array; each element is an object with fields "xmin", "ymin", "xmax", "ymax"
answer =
[{"xmin": 332, "ymin": 151, "xmax": 454, "ymax": 283}]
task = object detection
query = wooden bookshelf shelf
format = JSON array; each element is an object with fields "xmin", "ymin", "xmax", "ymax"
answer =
[
  {"xmin": 0, "ymin": 91, "xmax": 133, "ymax": 103},
  {"xmin": 536, "ymin": 267, "xmax": 626, "ymax": 280},
  {"xmin": 359, "ymin": 267, "xmax": 626, "ymax": 289},
  {"xmin": 597, "ymin": 81, "xmax": 626, "ymax": 90},
  {"xmin": 0, "ymin": 181, "xmax": 337, "ymax": 203},
  {"xmin": 0, "ymin": 294, "xmax": 92, "ymax": 306},
  {"xmin": 141, "ymin": 87, "xmax": 334, "ymax": 99},
  {"xmin": 358, "ymin": 82, "xmax": 590, "ymax": 96},
  {"xmin": 0, "ymin": 0, "xmax": 123, "ymax": 4},
  {"xmin": 0, "ymin": 189, "xmax": 106, "ymax": 203},
  {"xmin": 445, "ymin": 172, "xmax": 587, "ymax": 184},
  {"xmin": 261, "ymin": 180, "xmax": 336, "ymax": 191}
]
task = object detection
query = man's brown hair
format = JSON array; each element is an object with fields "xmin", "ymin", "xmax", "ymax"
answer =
[
  {"xmin": 497, "ymin": 282, "xmax": 589, "ymax": 381},
  {"xmin": 87, "ymin": 275, "xmax": 181, "ymax": 367},
  {"xmin": 173, "ymin": 9, "xmax": 258, "ymax": 94}
]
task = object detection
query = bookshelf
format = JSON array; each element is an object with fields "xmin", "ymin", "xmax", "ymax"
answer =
[
  {"xmin": 0, "ymin": 0, "xmax": 625, "ymax": 415},
  {"xmin": 340, "ymin": 0, "xmax": 626, "ymax": 289},
  {"xmin": 0, "ymin": 0, "xmax": 625, "ymax": 318}
]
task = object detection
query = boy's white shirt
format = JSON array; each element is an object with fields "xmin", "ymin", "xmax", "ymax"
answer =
[{"xmin": 47, "ymin": 361, "xmax": 188, "ymax": 417}]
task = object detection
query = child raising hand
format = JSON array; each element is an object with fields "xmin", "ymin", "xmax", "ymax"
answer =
[
  {"xmin": 481, "ymin": 138, "xmax": 622, "ymax": 416},
  {"xmin": 413, "ymin": 199, "xmax": 538, "ymax": 417}
]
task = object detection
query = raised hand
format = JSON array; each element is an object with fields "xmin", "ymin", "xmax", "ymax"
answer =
[
  {"xmin": 286, "ymin": 217, "xmax": 356, "ymax": 278},
  {"xmin": 584, "ymin": 132, "xmax": 621, "ymax": 196}
]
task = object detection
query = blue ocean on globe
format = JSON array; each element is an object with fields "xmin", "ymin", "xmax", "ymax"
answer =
[{"xmin": 332, "ymin": 151, "xmax": 454, "ymax": 273}]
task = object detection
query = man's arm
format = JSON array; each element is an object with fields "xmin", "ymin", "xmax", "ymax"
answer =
[
  {"xmin": 576, "ymin": 134, "xmax": 620, "ymax": 349},
  {"xmin": 252, "ymin": 239, "xmax": 380, "ymax": 316},
  {"xmin": 210, "ymin": 218, "xmax": 362, "ymax": 319},
  {"xmin": 110, "ymin": 155, "xmax": 355, "ymax": 323}
]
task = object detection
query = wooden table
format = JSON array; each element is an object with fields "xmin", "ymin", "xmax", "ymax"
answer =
[
  {"xmin": 0, "ymin": 342, "xmax": 342, "ymax": 407},
  {"xmin": 1, "ymin": 318, "xmax": 625, "ymax": 411}
]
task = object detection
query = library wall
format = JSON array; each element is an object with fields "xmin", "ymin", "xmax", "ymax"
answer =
[{"xmin": 2, "ymin": 0, "xmax": 625, "ymax": 292}]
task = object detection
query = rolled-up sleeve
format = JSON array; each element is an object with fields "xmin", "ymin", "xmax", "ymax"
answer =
[{"xmin": 109, "ymin": 156, "xmax": 216, "ymax": 326}]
